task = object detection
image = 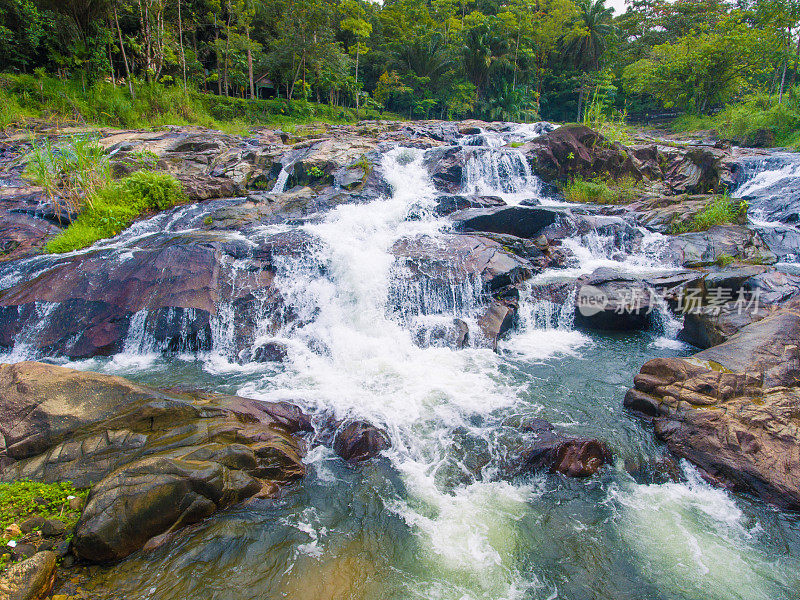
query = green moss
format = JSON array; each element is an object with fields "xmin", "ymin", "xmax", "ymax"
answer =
[
  {"xmin": 45, "ymin": 171, "xmax": 185, "ymax": 253},
  {"xmin": 715, "ymin": 253, "xmax": 736, "ymax": 267}
]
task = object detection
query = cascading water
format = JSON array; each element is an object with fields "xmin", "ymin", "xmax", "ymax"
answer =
[
  {"xmin": 9, "ymin": 124, "xmax": 800, "ymax": 600},
  {"xmin": 733, "ymin": 152, "xmax": 800, "ymax": 263}
]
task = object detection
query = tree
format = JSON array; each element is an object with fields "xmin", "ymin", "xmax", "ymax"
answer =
[
  {"xmin": 340, "ymin": 0, "xmax": 372, "ymax": 115},
  {"xmin": 563, "ymin": 0, "xmax": 614, "ymax": 119}
]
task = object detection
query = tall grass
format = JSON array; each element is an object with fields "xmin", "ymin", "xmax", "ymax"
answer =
[
  {"xmin": 24, "ymin": 136, "xmax": 111, "ymax": 222},
  {"xmin": 45, "ymin": 171, "xmax": 185, "ymax": 253},
  {"xmin": 673, "ymin": 89, "xmax": 800, "ymax": 148},
  {"xmin": 563, "ymin": 176, "xmax": 639, "ymax": 204},
  {"xmin": 669, "ymin": 195, "xmax": 747, "ymax": 233},
  {"xmin": 0, "ymin": 74, "xmax": 394, "ymax": 133}
]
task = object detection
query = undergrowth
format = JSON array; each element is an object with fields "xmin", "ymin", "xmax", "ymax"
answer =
[
  {"xmin": 45, "ymin": 171, "xmax": 185, "ymax": 253},
  {"xmin": 670, "ymin": 195, "xmax": 747, "ymax": 233},
  {"xmin": 0, "ymin": 74, "xmax": 397, "ymax": 134},
  {"xmin": 563, "ymin": 176, "xmax": 639, "ymax": 204}
]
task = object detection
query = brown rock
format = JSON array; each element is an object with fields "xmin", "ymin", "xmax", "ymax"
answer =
[{"xmin": 0, "ymin": 551, "xmax": 56, "ymax": 600}]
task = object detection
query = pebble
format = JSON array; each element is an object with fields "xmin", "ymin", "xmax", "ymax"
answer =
[{"xmin": 3, "ymin": 523, "xmax": 21, "ymax": 538}]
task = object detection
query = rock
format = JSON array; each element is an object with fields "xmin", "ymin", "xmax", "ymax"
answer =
[
  {"xmin": 0, "ymin": 209, "xmax": 59, "ymax": 262},
  {"xmin": 0, "ymin": 362, "xmax": 308, "ymax": 562},
  {"xmin": 662, "ymin": 146, "xmax": 727, "ymax": 194},
  {"xmin": 176, "ymin": 174, "xmax": 244, "ymax": 201},
  {"xmin": 39, "ymin": 520, "xmax": 66, "ymax": 538},
  {"xmin": 10, "ymin": 544, "xmax": 36, "ymax": 562},
  {"xmin": 4, "ymin": 523, "xmax": 21, "ymax": 538},
  {"xmin": 523, "ymin": 124, "xmax": 645, "ymax": 183},
  {"xmin": 625, "ymin": 306, "xmax": 800, "ymax": 509},
  {"xmin": 248, "ymin": 341, "xmax": 289, "ymax": 363},
  {"xmin": 19, "ymin": 518, "xmax": 44, "ymax": 535},
  {"xmin": 424, "ymin": 146, "xmax": 466, "ymax": 193},
  {"xmin": 67, "ymin": 496, "xmax": 83, "ymax": 511},
  {"xmin": 0, "ymin": 227, "xmax": 307, "ymax": 359},
  {"xmin": 432, "ymin": 194, "xmax": 506, "ymax": 216},
  {"xmin": 574, "ymin": 268, "xmax": 657, "ymax": 331},
  {"xmin": 665, "ymin": 225, "xmax": 776, "ymax": 267},
  {"xmin": 677, "ymin": 268, "xmax": 800, "ymax": 348},
  {"xmin": 509, "ymin": 419, "xmax": 611, "ymax": 478},
  {"xmin": 391, "ymin": 234, "xmax": 532, "ymax": 296},
  {"xmin": 0, "ymin": 551, "xmax": 56, "ymax": 600},
  {"xmin": 451, "ymin": 206, "xmax": 565, "ymax": 239},
  {"xmin": 476, "ymin": 300, "xmax": 517, "ymax": 349},
  {"xmin": 53, "ymin": 540, "xmax": 70, "ymax": 558},
  {"xmin": 627, "ymin": 194, "xmax": 745, "ymax": 233},
  {"xmin": 333, "ymin": 421, "xmax": 391, "ymax": 462}
]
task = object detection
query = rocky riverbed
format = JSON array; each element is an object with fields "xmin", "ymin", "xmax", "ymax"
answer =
[{"xmin": 1, "ymin": 120, "xmax": 800, "ymax": 599}]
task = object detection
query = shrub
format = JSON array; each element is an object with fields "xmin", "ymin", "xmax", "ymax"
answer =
[
  {"xmin": 46, "ymin": 171, "xmax": 185, "ymax": 253},
  {"xmin": 692, "ymin": 195, "xmax": 747, "ymax": 231},
  {"xmin": 24, "ymin": 136, "xmax": 111, "ymax": 221},
  {"xmin": 563, "ymin": 176, "xmax": 639, "ymax": 204}
]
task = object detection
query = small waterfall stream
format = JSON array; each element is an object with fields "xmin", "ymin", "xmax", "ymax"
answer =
[{"xmin": 2, "ymin": 124, "xmax": 799, "ymax": 600}]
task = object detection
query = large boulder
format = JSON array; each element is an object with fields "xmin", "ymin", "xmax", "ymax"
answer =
[
  {"xmin": 665, "ymin": 225, "xmax": 776, "ymax": 267},
  {"xmin": 0, "ymin": 362, "xmax": 308, "ymax": 562},
  {"xmin": 574, "ymin": 268, "xmax": 657, "ymax": 330},
  {"xmin": 512, "ymin": 419, "xmax": 612, "ymax": 478},
  {"xmin": 523, "ymin": 124, "xmax": 645, "ymax": 183},
  {"xmin": 625, "ymin": 307, "xmax": 800, "ymax": 509},
  {"xmin": 451, "ymin": 206, "xmax": 566, "ymax": 239},
  {"xmin": 424, "ymin": 146, "xmax": 467, "ymax": 193},
  {"xmin": 0, "ymin": 228, "xmax": 314, "ymax": 359},
  {"xmin": 332, "ymin": 421, "xmax": 391, "ymax": 463}
]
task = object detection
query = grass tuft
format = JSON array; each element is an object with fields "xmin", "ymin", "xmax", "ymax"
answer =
[
  {"xmin": 563, "ymin": 176, "xmax": 639, "ymax": 204},
  {"xmin": 45, "ymin": 171, "xmax": 185, "ymax": 253}
]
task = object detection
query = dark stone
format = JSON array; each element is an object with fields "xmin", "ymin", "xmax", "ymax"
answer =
[
  {"xmin": 333, "ymin": 421, "xmax": 391, "ymax": 463},
  {"xmin": 20, "ymin": 517, "xmax": 44, "ymax": 534},
  {"xmin": 40, "ymin": 519, "xmax": 66, "ymax": 537},
  {"xmin": 451, "ymin": 206, "xmax": 565, "ymax": 239},
  {"xmin": 574, "ymin": 268, "xmax": 656, "ymax": 331}
]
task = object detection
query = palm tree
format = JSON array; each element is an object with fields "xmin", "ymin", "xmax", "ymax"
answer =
[{"xmin": 563, "ymin": 0, "xmax": 614, "ymax": 120}]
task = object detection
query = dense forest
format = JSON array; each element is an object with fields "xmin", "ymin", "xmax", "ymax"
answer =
[{"xmin": 2, "ymin": 0, "xmax": 800, "ymax": 133}]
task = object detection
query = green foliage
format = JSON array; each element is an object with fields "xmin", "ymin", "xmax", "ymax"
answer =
[
  {"xmin": 0, "ymin": 480, "xmax": 87, "ymax": 537},
  {"xmin": 0, "ymin": 75, "xmax": 392, "ymax": 134},
  {"xmin": 24, "ymin": 135, "xmax": 111, "ymax": 221},
  {"xmin": 715, "ymin": 253, "xmax": 736, "ymax": 267},
  {"xmin": 46, "ymin": 171, "xmax": 186, "ymax": 253},
  {"xmin": 563, "ymin": 175, "xmax": 638, "ymax": 204},
  {"xmin": 693, "ymin": 195, "xmax": 747, "ymax": 231},
  {"xmin": 670, "ymin": 195, "xmax": 748, "ymax": 233},
  {"xmin": 674, "ymin": 90, "xmax": 800, "ymax": 149}
]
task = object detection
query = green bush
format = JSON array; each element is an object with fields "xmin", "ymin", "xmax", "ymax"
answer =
[
  {"xmin": 46, "ymin": 171, "xmax": 185, "ymax": 253},
  {"xmin": 692, "ymin": 195, "xmax": 747, "ymax": 231},
  {"xmin": 563, "ymin": 176, "xmax": 639, "ymax": 204}
]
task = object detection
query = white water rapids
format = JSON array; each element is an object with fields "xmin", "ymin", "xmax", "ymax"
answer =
[{"xmin": 6, "ymin": 125, "xmax": 800, "ymax": 599}]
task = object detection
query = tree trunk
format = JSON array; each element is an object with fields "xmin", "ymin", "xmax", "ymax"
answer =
[
  {"xmin": 215, "ymin": 15, "xmax": 222, "ymax": 95},
  {"xmin": 178, "ymin": 0, "xmax": 187, "ymax": 91},
  {"xmin": 114, "ymin": 3, "xmax": 135, "ymax": 98},
  {"xmin": 247, "ymin": 24, "xmax": 254, "ymax": 99},
  {"xmin": 223, "ymin": 3, "xmax": 231, "ymax": 97},
  {"xmin": 354, "ymin": 45, "xmax": 360, "ymax": 117}
]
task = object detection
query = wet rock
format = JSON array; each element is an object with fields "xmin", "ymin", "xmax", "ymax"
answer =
[
  {"xmin": 662, "ymin": 146, "xmax": 727, "ymax": 194},
  {"xmin": 0, "ymin": 362, "xmax": 308, "ymax": 562},
  {"xmin": 451, "ymin": 206, "xmax": 566, "ymax": 239},
  {"xmin": 0, "ymin": 227, "xmax": 303, "ymax": 358},
  {"xmin": 625, "ymin": 306, "xmax": 800, "ymax": 509},
  {"xmin": 391, "ymin": 234, "xmax": 532, "ymax": 295},
  {"xmin": 333, "ymin": 421, "xmax": 391, "ymax": 463},
  {"xmin": 412, "ymin": 317, "xmax": 469, "ymax": 349},
  {"xmin": 476, "ymin": 300, "xmax": 517, "ymax": 349},
  {"xmin": 424, "ymin": 146, "xmax": 466, "ymax": 193},
  {"xmin": 665, "ymin": 225, "xmax": 776, "ymax": 267},
  {"xmin": 250, "ymin": 341, "xmax": 289, "ymax": 363},
  {"xmin": 678, "ymin": 268, "xmax": 800, "ymax": 348},
  {"xmin": 0, "ymin": 210, "xmax": 59, "ymax": 262},
  {"xmin": 523, "ymin": 124, "xmax": 645, "ymax": 183},
  {"xmin": 0, "ymin": 550, "xmax": 56, "ymax": 600},
  {"xmin": 574, "ymin": 268, "xmax": 656, "ymax": 331},
  {"xmin": 432, "ymin": 194, "xmax": 506, "ymax": 216},
  {"xmin": 510, "ymin": 419, "xmax": 611, "ymax": 478},
  {"xmin": 10, "ymin": 544, "xmax": 36, "ymax": 562}
]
